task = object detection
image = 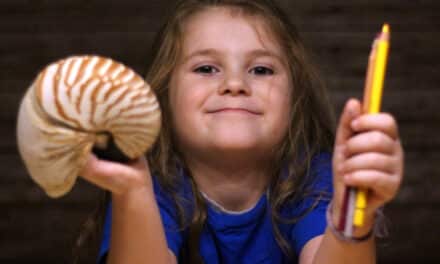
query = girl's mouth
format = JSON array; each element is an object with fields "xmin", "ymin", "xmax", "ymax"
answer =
[{"xmin": 208, "ymin": 108, "xmax": 262, "ymax": 115}]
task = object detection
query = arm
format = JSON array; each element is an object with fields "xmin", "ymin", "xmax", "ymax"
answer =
[
  {"xmin": 108, "ymin": 186, "xmax": 176, "ymax": 264},
  {"xmin": 299, "ymin": 217, "xmax": 375, "ymax": 264},
  {"xmin": 80, "ymin": 155, "xmax": 176, "ymax": 264},
  {"xmin": 300, "ymin": 98, "xmax": 403, "ymax": 264}
]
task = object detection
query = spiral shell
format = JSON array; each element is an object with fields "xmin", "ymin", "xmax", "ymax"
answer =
[{"xmin": 16, "ymin": 55, "xmax": 161, "ymax": 198}]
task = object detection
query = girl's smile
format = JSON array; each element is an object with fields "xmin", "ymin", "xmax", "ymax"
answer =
[
  {"xmin": 205, "ymin": 100, "xmax": 263, "ymax": 115},
  {"xmin": 207, "ymin": 108, "xmax": 262, "ymax": 115}
]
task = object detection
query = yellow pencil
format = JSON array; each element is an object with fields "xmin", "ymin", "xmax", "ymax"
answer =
[{"xmin": 353, "ymin": 24, "xmax": 390, "ymax": 227}]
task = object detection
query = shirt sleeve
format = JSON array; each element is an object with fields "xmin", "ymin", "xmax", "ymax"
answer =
[
  {"xmin": 97, "ymin": 201, "xmax": 111, "ymax": 264},
  {"xmin": 154, "ymin": 179, "xmax": 185, "ymax": 257},
  {"xmin": 96, "ymin": 178, "xmax": 184, "ymax": 263},
  {"xmin": 290, "ymin": 152, "xmax": 333, "ymax": 255}
]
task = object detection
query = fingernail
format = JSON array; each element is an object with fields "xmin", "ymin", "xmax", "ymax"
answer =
[
  {"xmin": 347, "ymin": 100, "xmax": 360, "ymax": 117},
  {"xmin": 347, "ymin": 106, "xmax": 354, "ymax": 117}
]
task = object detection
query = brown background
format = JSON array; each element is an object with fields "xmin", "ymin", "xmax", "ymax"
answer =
[{"xmin": 1, "ymin": 0, "xmax": 439, "ymax": 263}]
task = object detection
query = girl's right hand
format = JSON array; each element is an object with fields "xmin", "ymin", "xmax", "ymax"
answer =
[{"xmin": 79, "ymin": 154, "xmax": 153, "ymax": 196}]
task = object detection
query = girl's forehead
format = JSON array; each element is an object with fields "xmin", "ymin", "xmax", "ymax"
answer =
[{"xmin": 180, "ymin": 7, "xmax": 283, "ymax": 56}]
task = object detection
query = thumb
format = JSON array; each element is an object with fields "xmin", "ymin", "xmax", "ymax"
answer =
[
  {"xmin": 332, "ymin": 98, "xmax": 362, "ymax": 215},
  {"xmin": 333, "ymin": 98, "xmax": 361, "ymax": 183},
  {"xmin": 334, "ymin": 98, "xmax": 362, "ymax": 153}
]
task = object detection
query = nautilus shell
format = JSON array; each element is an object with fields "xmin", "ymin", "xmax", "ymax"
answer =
[{"xmin": 16, "ymin": 55, "xmax": 161, "ymax": 198}]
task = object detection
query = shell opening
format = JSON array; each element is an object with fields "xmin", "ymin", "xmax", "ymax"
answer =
[{"xmin": 92, "ymin": 132, "xmax": 132, "ymax": 163}]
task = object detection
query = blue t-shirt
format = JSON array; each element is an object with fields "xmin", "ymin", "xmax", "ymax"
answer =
[{"xmin": 98, "ymin": 152, "xmax": 333, "ymax": 263}]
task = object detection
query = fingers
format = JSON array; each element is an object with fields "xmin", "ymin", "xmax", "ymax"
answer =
[
  {"xmin": 79, "ymin": 154, "xmax": 151, "ymax": 195},
  {"xmin": 80, "ymin": 154, "xmax": 125, "ymax": 193},
  {"xmin": 343, "ymin": 169, "xmax": 401, "ymax": 203},
  {"xmin": 333, "ymin": 98, "xmax": 362, "ymax": 182},
  {"xmin": 340, "ymin": 152, "xmax": 396, "ymax": 174},
  {"xmin": 336, "ymin": 132, "xmax": 403, "ymax": 211},
  {"xmin": 346, "ymin": 130, "xmax": 397, "ymax": 155},
  {"xmin": 334, "ymin": 98, "xmax": 362, "ymax": 148},
  {"xmin": 332, "ymin": 98, "xmax": 404, "ymax": 213},
  {"xmin": 350, "ymin": 112, "xmax": 399, "ymax": 140}
]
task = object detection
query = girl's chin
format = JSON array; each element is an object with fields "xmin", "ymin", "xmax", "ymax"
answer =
[
  {"xmin": 208, "ymin": 137, "xmax": 266, "ymax": 152},
  {"xmin": 204, "ymin": 129, "xmax": 276, "ymax": 150}
]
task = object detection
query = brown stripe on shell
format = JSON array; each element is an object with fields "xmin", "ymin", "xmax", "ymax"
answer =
[
  {"xmin": 64, "ymin": 57, "xmax": 78, "ymax": 100},
  {"xmin": 41, "ymin": 139, "xmax": 92, "ymax": 161},
  {"xmin": 105, "ymin": 59, "xmax": 120, "ymax": 79},
  {"xmin": 89, "ymin": 80, "xmax": 104, "ymax": 127},
  {"xmin": 75, "ymin": 77, "xmax": 98, "ymax": 114},
  {"xmin": 102, "ymin": 85, "xmax": 133, "ymax": 118},
  {"xmin": 118, "ymin": 101, "xmax": 153, "ymax": 115},
  {"xmin": 109, "ymin": 123, "xmax": 160, "ymax": 136},
  {"xmin": 102, "ymin": 81, "xmax": 124, "ymax": 101},
  {"xmin": 36, "ymin": 69, "xmax": 46, "ymax": 107},
  {"xmin": 103, "ymin": 103, "xmax": 156, "ymax": 126},
  {"xmin": 64, "ymin": 59, "xmax": 74, "ymax": 101},
  {"xmin": 101, "ymin": 91, "xmax": 155, "ymax": 126},
  {"xmin": 52, "ymin": 61, "xmax": 83, "ymax": 129},
  {"xmin": 109, "ymin": 65, "xmax": 129, "ymax": 81},
  {"xmin": 127, "ymin": 89, "xmax": 154, "ymax": 104},
  {"xmin": 128, "ymin": 91, "xmax": 146, "ymax": 102},
  {"xmin": 93, "ymin": 56, "xmax": 108, "ymax": 76}
]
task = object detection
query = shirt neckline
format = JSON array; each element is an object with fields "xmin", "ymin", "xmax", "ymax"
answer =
[{"xmin": 200, "ymin": 190, "xmax": 268, "ymax": 215}]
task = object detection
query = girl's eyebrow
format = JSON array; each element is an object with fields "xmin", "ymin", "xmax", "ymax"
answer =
[
  {"xmin": 247, "ymin": 49, "xmax": 284, "ymax": 63},
  {"xmin": 181, "ymin": 49, "xmax": 220, "ymax": 64},
  {"xmin": 181, "ymin": 48, "xmax": 283, "ymax": 64}
]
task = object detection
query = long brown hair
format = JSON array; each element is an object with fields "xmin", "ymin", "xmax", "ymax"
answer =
[
  {"xmin": 73, "ymin": 0, "xmax": 336, "ymax": 263},
  {"xmin": 146, "ymin": 0, "xmax": 335, "ymax": 262}
]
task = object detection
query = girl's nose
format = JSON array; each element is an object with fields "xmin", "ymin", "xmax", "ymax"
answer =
[{"xmin": 218, "ymin": 73, "xmax": 251, "ymax": 96}]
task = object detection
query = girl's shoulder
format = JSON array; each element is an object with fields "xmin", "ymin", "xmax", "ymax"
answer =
[
  {"xmin": 308, "ymin": 151, "xmax": 333, "ymax": 190},
  {"xmin": 151, "ymin": 168, "xmax": 195, "ymax": 218},
  {"xmin": 280, "ymin": 151, "xmax": 333, "ymax": 216}
]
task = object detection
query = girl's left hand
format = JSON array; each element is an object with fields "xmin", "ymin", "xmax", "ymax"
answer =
[{"xmin": 332, "ymin": 98, "xmax": 404, "ymax": 229}]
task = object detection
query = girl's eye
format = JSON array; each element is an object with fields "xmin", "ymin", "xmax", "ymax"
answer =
[
  {"xmin": 194, "ymin": 65, "xmax": 219, "ymax": 74},
  {"xmin": 250, "ymin": 66, "xmax": 274, "ymax": 75}
]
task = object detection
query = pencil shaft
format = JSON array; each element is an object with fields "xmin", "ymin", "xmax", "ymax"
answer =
[{"xmin": 350, "ymin": 24, "xmax": 390, "ymax": 229}]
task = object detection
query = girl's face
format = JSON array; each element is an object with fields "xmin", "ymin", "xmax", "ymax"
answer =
[{"xmin": 169, "ymin": 7, "xmax": 292, "ymax": 160}]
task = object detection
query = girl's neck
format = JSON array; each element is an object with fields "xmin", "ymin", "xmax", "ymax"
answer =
[{"xmin": 185, "ymin": 155, "xmax": 272, "ymax": 212}]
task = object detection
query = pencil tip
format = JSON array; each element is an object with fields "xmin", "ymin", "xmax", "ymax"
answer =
[{"xmin": 382, "ymin": 23, "xmax": 390, "ymax": 33}]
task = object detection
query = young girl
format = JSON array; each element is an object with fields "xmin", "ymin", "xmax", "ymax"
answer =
[{"xmin": 79, "ymin": 0, "xmax": 404, "ymax": 263}]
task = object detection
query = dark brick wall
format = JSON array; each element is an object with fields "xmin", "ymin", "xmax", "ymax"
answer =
[{"xmin": 1, "ymin": 0, "xmax": 439, "ymax": 263}]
